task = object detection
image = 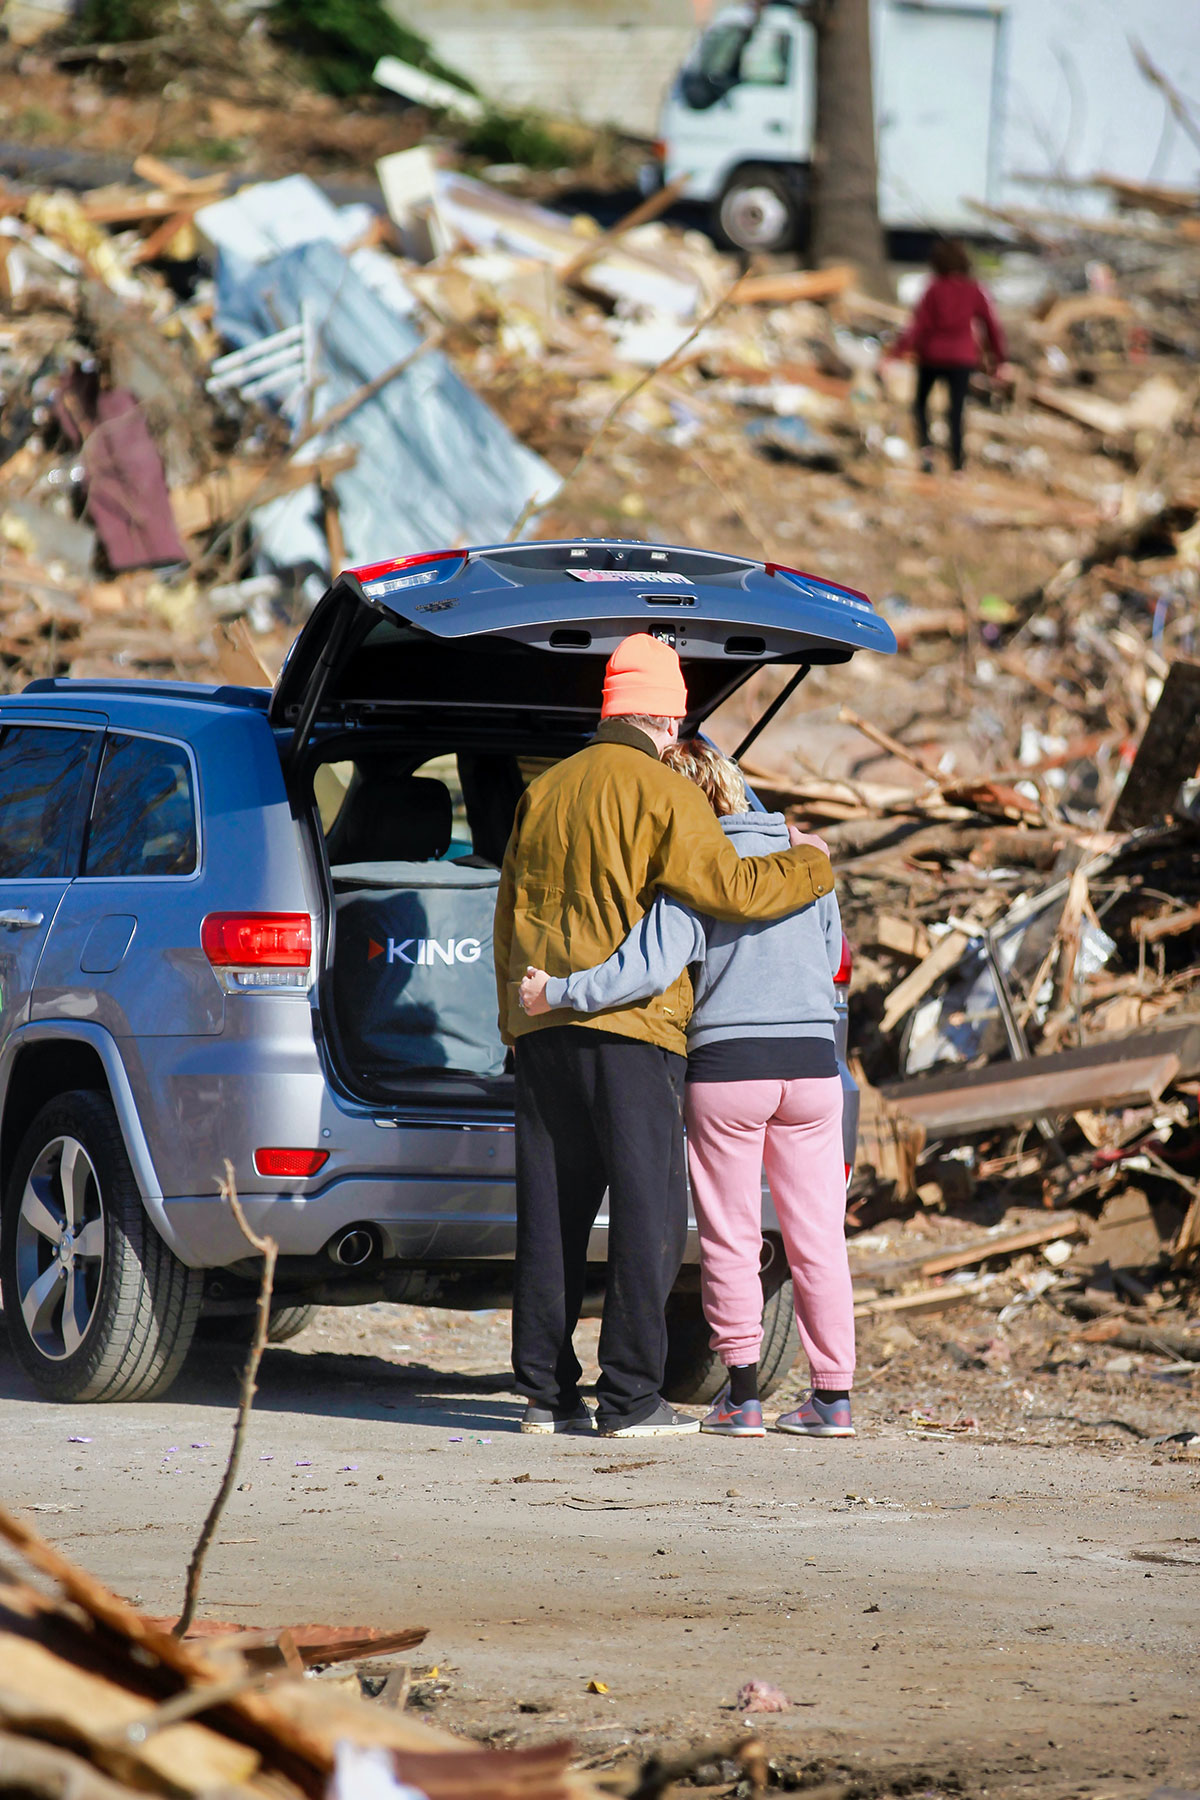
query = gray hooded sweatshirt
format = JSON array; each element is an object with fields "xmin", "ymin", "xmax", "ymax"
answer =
[{"xmin": 543, "ymin": 811, "xmax": 841, "ymax": 1051}]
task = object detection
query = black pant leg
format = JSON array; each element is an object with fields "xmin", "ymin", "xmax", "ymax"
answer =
[
  {"xmin": 590, "ymin": 1039, "xmax": 688, "ymax": 1428},
  {"xmin": 512, "ymin": 1030, "xmax": 607, "ymax": 1411},
  {"xmin": 946, "ymin": 365, "xmax": 971, "ymax": 469},
  {"xmin": 913, "ymin": 363, "xmax": 937, "ymax": 449}
]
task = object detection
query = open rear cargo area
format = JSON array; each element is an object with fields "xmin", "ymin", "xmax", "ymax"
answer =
[{"xmin": 309, "ymin": 735, "xmax": 578, "ymax": 1107}]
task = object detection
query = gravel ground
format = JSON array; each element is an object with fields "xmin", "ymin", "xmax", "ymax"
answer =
[{"xmin": 4, "ymin": 1283, "xmax": 1197, "ymax": 1800}]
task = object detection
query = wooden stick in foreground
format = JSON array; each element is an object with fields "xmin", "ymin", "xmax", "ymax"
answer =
[{"xmin": 174, "ymin": 1161, "xmax": 277, "ymax": 1638}]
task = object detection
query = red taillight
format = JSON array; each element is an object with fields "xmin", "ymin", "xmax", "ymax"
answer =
[
  {"xmin": 834, "ymin": 935, "xmax": 853, "ymax": 986},
  {"xmin": 652, "ymin": 139, "xmax": 667, "ymax": 161},
  {"xmin": 349, "ymin": 549, "xmax": 463, "ymax": 583},
  {"xmin": 254, "ymin": 1148, "xmax": 329, "ymax": 1178},
  {"xmin": 766, "ymin": 563, "xmax": 874, "ymax": 608},
  {"xmin": 202, "ymin": 913, "xmax": 312, "ymax": 967}
]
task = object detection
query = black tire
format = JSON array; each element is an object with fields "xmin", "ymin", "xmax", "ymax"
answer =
[
  {"xmin": 713, "ymin": 164, "xmax": 804, "ymax": 254},
  {"xmin": 0, "ymin": 1091, "xmax": 202, "ymax": 1402},
  {"xmin": 662, "ymin": 1276, "xmax": 800, "ymax": 1405},
  {"xmin": 266, "ymin": 1302, "xmax": 317, "ymax": 1344}
]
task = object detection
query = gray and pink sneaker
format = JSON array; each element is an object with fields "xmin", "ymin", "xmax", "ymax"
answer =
[
  {"xmin": 701, "ymin": 1388, "xmax": 765, "ymax": 1437},
  {"xmin": 775, "ymin": 1392, "xmax": 855, "ymax": 1437}
]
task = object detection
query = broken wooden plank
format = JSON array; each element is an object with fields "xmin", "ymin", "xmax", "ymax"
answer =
[
  {"xmin": 0, "ymin": 1633, "xmax": 261, "ymax": 1792},
  {"xmin": 141, "ymin": 1618, "xmax": 427, "ymax": 1669},
  {"xmin": 869, "ymin": 914, "xmax": 932, "ymax": 961},
  {"xmin": 918, "ymin": 1216, "xmax": 1085, "ymax": 1278},
  {"xmin": 878, "ymin": 930, "xmax": 972, "ymax": 1034},
  {"xmin": 1108, "ymin": 659, "xmax": 1200, "ymax": 829},
  {"xmin": 1031, "ymin": 383, "xmax": 1131, "ymax": 437},
  {"xmin": 0, "ymin": 1730, "xmax": 149, "ymax": 1800},
  {"xmin": 1133, "ymin": 901, "xmax": 1200, "ymax": 943},
  {"xmin": 855, "ymin": 1277, "xmax": 993, "ymax": 1318},
  {"xmin": 127, "ymin": 208, "xmax": 194, "ymax": 265},
  {"xmin": 557, "ymin": 173, "xmax": 692, "ymax": 287},
  {"xmin": 885, "ymin": 1050, "xmax": 1181, "ymax": 1137},
  {"xmin": 170, "ymin": 447, "xmax": 357, "ymax": 538},
  {"xmin": 131, "ymin": 154, "xmax": 227, "ymax": 197},
  {"xmin": 728, "ymin": 264, "xmax": 856, "ymax": 305},
  {"xmin": 1057, "ymin": 1292, "xmax": 1200, "ymax": 1361}
]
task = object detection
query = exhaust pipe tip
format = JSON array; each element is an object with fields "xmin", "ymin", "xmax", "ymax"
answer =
[{"xmin": 327, "ymin": 1225, "xmax": 380, "ymax": 1269}]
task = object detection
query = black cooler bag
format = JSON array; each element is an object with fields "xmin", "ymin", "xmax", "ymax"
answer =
[{"xmin": 333, "ymin": 860, "xmax": 505, "ymax": 1078}]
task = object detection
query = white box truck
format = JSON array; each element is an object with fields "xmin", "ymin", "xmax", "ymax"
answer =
[{"xmin": 645, "ymin": 0, "xmax": 1007, "ymax": 253}]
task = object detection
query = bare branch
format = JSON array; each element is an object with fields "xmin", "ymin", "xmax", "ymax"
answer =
[
  {"xmin": 174, "ymin": 1160, "xmax": 277, "ymax": 1639},
  {"xmin": 506, "ymin": 275, "xmax": 745, "ymax": 541}
]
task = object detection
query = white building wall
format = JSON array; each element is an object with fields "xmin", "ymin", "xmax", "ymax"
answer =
[{"xmin": 389, "ymin": 1, "xmax": 697, "ymax": 137}]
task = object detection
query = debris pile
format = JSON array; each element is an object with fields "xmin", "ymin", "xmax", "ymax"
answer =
[
  {"xmin": 0, "ymin": 135, "xmax": 1197, "ymax": 1353},
  {"xmin": 0, "ymin": 1506, "xmax": 595, "ymax": 1800}
]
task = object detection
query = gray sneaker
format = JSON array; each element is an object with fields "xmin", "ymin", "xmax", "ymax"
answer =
[
  {"xmin": 598, "ymin": 1399, "xmax": 700, "ymax": 1438},
  {"xmin": 520, "ymin": 1399, "xmax": 595, "ymax": 1435}
]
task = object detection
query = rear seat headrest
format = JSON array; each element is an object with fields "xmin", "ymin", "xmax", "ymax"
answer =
[{"xmin": 330, "ymin": 771, "xmax": 454, "ymax": 863}]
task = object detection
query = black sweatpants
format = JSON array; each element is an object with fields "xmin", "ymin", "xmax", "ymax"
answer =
[
  {"xmin": 914, "ymin": 362, "xmax": 972, "ymax": 470},
  {"xmin": 512, "ymin": 1026, "xmax": 688, "ymax": 1429}
]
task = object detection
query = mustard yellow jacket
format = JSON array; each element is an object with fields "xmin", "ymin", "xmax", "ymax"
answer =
[{"xmin": 494, "ymin": 720, "xmax": 835, "ymax": 1056}]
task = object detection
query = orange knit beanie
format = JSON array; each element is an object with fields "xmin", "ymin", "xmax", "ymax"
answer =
[{"xmin": 600, "ymin": 633, "xmax": 688, "ymax": 719}]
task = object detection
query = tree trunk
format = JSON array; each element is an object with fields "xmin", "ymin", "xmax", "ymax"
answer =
[{"xmin": 810, "ymin": 0, "xmax": 892, "ymax": 299}]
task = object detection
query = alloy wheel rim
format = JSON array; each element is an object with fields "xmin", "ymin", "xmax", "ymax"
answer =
[
  {"xmin": 722, "ymin": 184, "xmax": 789, "ymax": 250},
  {"xmin": 15, "ymin": 1136, "xmax": 105, "ymax": 1361}
]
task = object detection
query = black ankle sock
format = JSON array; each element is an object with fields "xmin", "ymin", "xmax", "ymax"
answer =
[
  {"xmin": 727, "ymin": 1363, "xmax": 759, "ymax": 1405},
  {"xmin": 814, "ymin": 1388, "xmax": 850, "ymax": 1404}
]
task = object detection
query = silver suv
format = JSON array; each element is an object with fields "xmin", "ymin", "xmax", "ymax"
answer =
[{"xmin": 0, "ymin": 540, "xmax": 894, "ymax": 1403}]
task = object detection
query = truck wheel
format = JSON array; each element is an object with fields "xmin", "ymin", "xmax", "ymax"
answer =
[
  {"xmin": 0, "ymin": 1091, "xmax": 202, "ymax": 1403},
  {"xmin": 267, "ymin": 1303, "xmax": 317, "ymax": 1344},
  {"xmin": 714, "ymin": 165, "xmax": 803, "ymax": 254},
  {"xmin": 662, "ymin": 1277, "xmax": 800, "ymax": 1405}
]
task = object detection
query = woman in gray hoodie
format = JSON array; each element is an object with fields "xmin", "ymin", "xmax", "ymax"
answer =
[{"xmin": 519, "ymin": 740, "xmax": 855, "ymax": 1439}]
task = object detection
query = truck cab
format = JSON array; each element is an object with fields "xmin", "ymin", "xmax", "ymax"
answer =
[{"xmin": 651, "ymin": 0, "xmax": 1006, "ymax": 254}]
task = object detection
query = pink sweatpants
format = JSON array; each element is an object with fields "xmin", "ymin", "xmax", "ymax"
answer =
[{"xmin": 684, "ymin": 1076, "xmax": 855, "ymax": 1387}]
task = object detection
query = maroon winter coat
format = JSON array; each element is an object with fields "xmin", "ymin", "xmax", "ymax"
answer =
[{"xmin": 895, "ymin": 274, "xmax": 1006, "ymax": 368}]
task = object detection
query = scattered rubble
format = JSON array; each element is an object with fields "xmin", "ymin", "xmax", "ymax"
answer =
[
  {"xmin": 0, "ymin": 127, "xmax": 1196, "ymax": 1367},
  {"xmin": 0, "ymin": 1506, "xmax": 603, "ymax": 1800}
]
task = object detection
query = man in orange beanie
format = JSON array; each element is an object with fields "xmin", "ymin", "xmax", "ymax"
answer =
[{"xmin": 494, "ymin": 632, "xmax": 834, "ymax": 1438}]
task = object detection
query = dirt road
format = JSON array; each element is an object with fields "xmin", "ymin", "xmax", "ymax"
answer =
[{"xmin": 3, "ymin": 1303, "xmax": 1197, "ymax": 1799}]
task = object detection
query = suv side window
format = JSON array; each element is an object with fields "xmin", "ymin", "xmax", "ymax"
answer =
[
  {"xmin": 84, "ymin": 733, "xmax": 198, "ymax": 878},
  {"xmin": 0, "ymin": 725, "xmax": 96, "ymax": 879}
]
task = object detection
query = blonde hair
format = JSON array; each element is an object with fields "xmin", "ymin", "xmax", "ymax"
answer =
[{"xmin": 662, "ymin": 738, "xmax": 750, "ymax": 817}]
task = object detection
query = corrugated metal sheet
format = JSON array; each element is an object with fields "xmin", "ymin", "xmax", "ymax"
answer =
[{"xmin": 215, "ymin": 238, "xmax": 560, "ymax": 598}]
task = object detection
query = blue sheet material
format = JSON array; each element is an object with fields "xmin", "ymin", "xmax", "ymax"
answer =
[{"xmin": 215, "ymin": 238, "xmax": 560, "ymax": 595}]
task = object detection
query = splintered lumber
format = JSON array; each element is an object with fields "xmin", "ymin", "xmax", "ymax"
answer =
[
  {"xmin": 170, "ymin": 448, "xmax": 357, "ymax": 537},
  {"xmin": 0, "ymin": 1632, "xmax": 260, "ymax": 1792},
  {"xmin": 557, "ymin": 173, "xmax": 692, "ymax": 286},
  {"xmin": 131, "ymin": 155, "xmax": 227, "ymax": 197},
  {"xmin": 1173, "ymin": 1189, "xmax": 1200, "ymax": 1267},
  {"xmin": 881, "ymin": 1029, "xmax": 1197, "ymax": 1137},
  {"xmin": 1056, "ymin": 1293, "xmax": 1200, "ymax": 1361},
  {"xmin": 728, "ymin": 264, "xmax": 855, "ymax": 305},
  {"xmin": 143, "ymin": 1619, "xmax": 427, "ymax": 1669},
  {"xmin": 1134, "ymin": 901, "xmax": 1200, "ymax": 943},
  {"xmin": 0, "ymin": 1731, "xmax": 146, "ymax": 1800},
  {"xmin": 1107, "ymin": 659, "xmax": 1200, "ymax": 830},
  {"xmin": 878, "ymin": 930, "xmax": 971, "ymax": 1033},
  {"xmin": 870, "ymin": 914, "xmax": 932, "ymax": 960},
  {"xmin": 855, "ymin": 1277, "xmax": 992, "ymax": 1318},
  {"xmin": 0, "ymin": 1509, "xmax": 611, "ymax": 1800},
  {"xmin": 1031, "ymin": 383, "xmax": 1132, "ymax": 437},
  {"xmin": 918, "ymin": 1216, "xmax": 1085, "ymax": 1277}
]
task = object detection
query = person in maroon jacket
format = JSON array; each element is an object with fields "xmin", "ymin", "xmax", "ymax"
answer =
[{"xmin": 890, "ymin": 238, "xmax": 1007, "ymax": 473}]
